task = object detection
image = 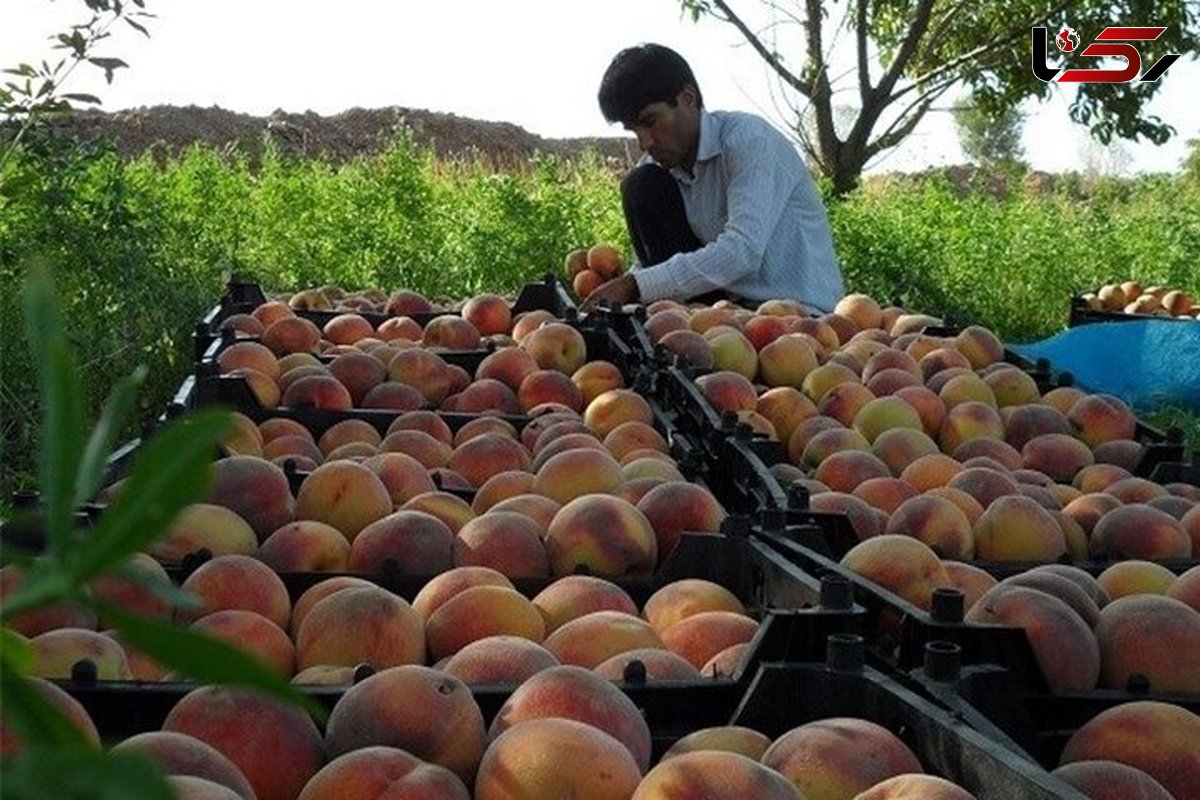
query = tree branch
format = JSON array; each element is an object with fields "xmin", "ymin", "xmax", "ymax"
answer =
[
  {"xmin": 867, "ymin": 77, "xmax": 958, "ymax": 158},
  {"xmin": 856, "ymin": 0, "xmax": 870, "ymax": 107},
  {"xmin": 711, "ymin": 0, "xmax": 812, "ymax": 96},
  {"xmin": 871, "ymin": 0, "xmax": 937, "ymax": 104}
]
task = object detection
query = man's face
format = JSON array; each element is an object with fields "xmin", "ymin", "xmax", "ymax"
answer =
[{"xmin": 627, "ymin": 87, "xmax": 701, "ymax": 171}]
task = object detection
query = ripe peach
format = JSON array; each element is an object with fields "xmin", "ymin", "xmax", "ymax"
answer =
[
  {"xmin": 543, "ymin": 610, "xmax": 666, "ymax": 670},
  {"xmin": 947, "ymin": 466, "xmax": 1020, "ymax": 507},
  {"xmin": 1059, "ymin": 701, "xmax": 1200, "ymax": 799},
  {"xmin": 762, "ymin": 717, "xmax": 923, "ymax": 800},
  {"xmin": 489, "ymin": 664, "xmax": 652, "ymax": 772},
  {"xmin": 593, "ymin": 647, "xmax": 701, "ymax": 682},
  {"xmin": 899, "ymin": 453, "xmax": 962, "ymax": 491},
  {"xmin": 358, "ymin": 452, "xmax": 436, "ymax": 505},
  {"xmin": 841, "ymin": 535, "xmax": 951, "ymax": 611},
  {"xmin": 257, "ymin": 520, "xmax": 349, "ymax": 572},
  {"xmin": 440, "ymin": 635, "xmax": 560, "ymax": 685},
  {"xmin": 295, "ymin": 585, "xmax": 424, "ymax": 671},
  {"xmin": 853, "ymin": 477, "xmax": 920, "ymax": 516},
  {"xmin": 111, "ymin": 731, "xmax": 256, "ymax": 800},
  {"xmin": 361, "ymin": 380, "xmax": 426, "ymax": 411},
  {"xmin": 1051, "ymin": 761, "xmax": 1173, "ymax": 800},
  {"xmin": 520, "ymin": 322, "xmax": 587, "ymax": 375},
  {"xmin": 1096, "ymin": 594, "xmax": 1200, "ymax": 693},
  {"xmin": 29, "ymin": 628, "xmax": 130, "ymax": 680},
  {"xmin": 893, "ymin": 385, "xmax": 946, "ymax": 439},
  {"xmin": 835, "ymin": 293, "xmax": 884, "ymax": 330},
  {"xmin": 164, "ymin": 686, "xmax": 323, "ymax": 800},
  {"xmin": 533, "ymin": 447, "xmax": 625, "ymax": 505},
  {"xmin": 635, "ymin": 481, "xmax": 726, "ymax": 563},
  {"xmin": 531, "ymin": 575, "xmax": 639, "ymax": 634},
  {"xmin": 205, "ymin": 456, "xmax": 295, "ymax": 543},
  {"xmin": 477, "ymin": 717, "xmax": 642, "ymax": 800},
  {"xmin": 1168, "ymin": 564, "xmax": 1200, "ymax": 612},
  {"xmin": 425, "ymin": 585, "xmax": 545, "ymax": 661},
  {"xmin": 813, "ymin": 450, "xmax": 892, "ymax": 494},
  {"xmin": 347, "ymin": 510, "xmax": 456, "ymax": 575},
  {"xmin": 660, "ymin": 726, "xmax": 773, "ymax": 761},
  {"xmin": 757, "ymin": 387, "xmax": 818, "ymax": 445},
  {"xmin": 583, "ymin": 388, "xmax": 654, "ymax": 438},
  {"xmin": 1090, "ymin": 504, "xmax": 1191, "ymax": 560},
  {"xmin": 635, "ymin": 750, "xmax": 801, "ymax": 799},
  {"xmin": 189, "ymin": 610, "xmax": 294, "ymax": 678},
  {"xmin": 297, "ymin": 746, "xmax": 470, "ymax": 800},
  {"xmin": 973, "ymin": 495, "xmax": 1066, "ymax": 562},
  {"xmin": 938, "ymin": 401, "xmax": 1005, "ymax": 455},
  {"xmin": 294, "ymin": 459, "xmax": 393, "ymax": 542},
  {"xmin": 1068, "ymin": 394, "xmax": 1137, "ymax": 447},
  {"xmin": 324, "ymin": 665, "xmax": 486, "ymax": 784},
  {"xmin": 453, "ymin": 511, "xmax": 550, "ymax": 578},
  {"xmin": 983, "ymin": 367, "xmax": 1041, "ymax": 407},
  {"xmin": 460, "ymin": 293, "xmax": 512, "ymax": 336},
  {"xmin": 179, "ymin": 554, "xmax": 290, "ymax": 629},
  {"xmin": 942, "ymin": 561, "xmax": 997, "ymax": 610},
  {"xmin": 817, "ymin": 382, "xmax": 876, "ymax": 427},
  {"xmin": 490, "ymin": 493, "xmax": 562, "ymax": 530},
  {"xmin": 410, "ymin": 566, "xmax": 513, "ymax": 620},
  {"xmin": 401, "ymin": 491, "xmax": 475, "ymax": 533},
  {"xmin": 808, "ymin": 492, "xmax": 885, "ymax": 541},
  {"xmin": 798, "ymin": 427, "xmax": 871, "ymax": 469},
  {"xmin": 886, "ymin": 494, "xmax": 974, "ymax": 560},
  {"xmin": 1097, "ymin": 559, "xmax": 1176, "ymax": 600},
  {"xmin": 660, "ymin": 610, "xmax": 758, "ymax": 670}
]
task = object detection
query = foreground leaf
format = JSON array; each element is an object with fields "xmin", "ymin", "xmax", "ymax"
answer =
[
  {"xmin": 0, "ymin": 746, "xmax": 172, "ymax": 800},
  {"xmin": 75, "ymin": 365, "xmax": 147, "ymax": 508},
  {"xmin": 0, "ymin": 654, "xmax": 92, "ymax": 750}
]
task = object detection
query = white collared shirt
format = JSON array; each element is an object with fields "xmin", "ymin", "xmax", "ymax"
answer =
[{"xmin": 631, "ymin": 110, "xmax": 844, "ymax": 312}]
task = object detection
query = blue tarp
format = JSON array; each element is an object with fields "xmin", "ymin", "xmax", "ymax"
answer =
[{"xmin": 1009, "ymin": 320, "xmax": 1200, "ymax": 412}]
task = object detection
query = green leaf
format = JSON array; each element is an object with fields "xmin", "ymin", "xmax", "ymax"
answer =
[
  {"xmin": 74, "ymin": 365, "xmax": 147, "ymax": 507},
  {"xmin": 22, "ymin": 262, "xmax": 84, "ymax": 558},
  {"xmin": 125, "ymin": 17, "xmax": 150, "ymax": 37},
  {"xmin": 65, "ymin": 410, "xmax": 228, "ymax": 586},
  {"xmin": 0, "ymin": 747, "xmax": 173, "ymax": 800},
  {"xmin": 60, "ymin": 93, "xmax": 102, "ymax": 105},
  {"xmin": 2, "ymin": 626, "xmax": 35, "ymax": 673},
  {"xmin": 100, "ymin": 603, "xmax": 328, "ymax": 723},
  {"xmin": 0, "ymin": 654, "xmax": 93, "ymax": 749}
]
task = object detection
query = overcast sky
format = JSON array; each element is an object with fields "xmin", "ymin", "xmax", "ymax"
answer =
[{"xmin": 4, "ymin": 0, "xmax": 1197, "ymax": 174}]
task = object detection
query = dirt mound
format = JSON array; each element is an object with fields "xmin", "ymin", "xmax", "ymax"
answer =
[{"xmin": 25, "ymin": 104, "xmax": 640, "ymax": 169}]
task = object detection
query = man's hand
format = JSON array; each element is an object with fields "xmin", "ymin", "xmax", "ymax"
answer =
[{"xmin": 580, "ymin": 273, "xmax": 640, "ymax": 312}]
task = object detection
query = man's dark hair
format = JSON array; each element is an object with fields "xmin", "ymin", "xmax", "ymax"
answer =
[{"xmin": 598, "ymin": 43, "xmax": 703, "ymax": 127}]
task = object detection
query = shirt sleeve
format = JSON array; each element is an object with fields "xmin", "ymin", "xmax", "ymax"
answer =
[{"xmin": 633, "ymin": 122, "xmax": 799, "ymax": 303}]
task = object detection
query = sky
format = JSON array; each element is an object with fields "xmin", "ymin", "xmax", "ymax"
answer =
[{"xmin": 4, "ymin": 0, "xmax": 1198, "ymax": 175}]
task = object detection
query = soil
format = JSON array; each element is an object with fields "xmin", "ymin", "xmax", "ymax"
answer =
[{"xmin": 21, "ymin": 104, "xmax": 641, "ymax": 169}]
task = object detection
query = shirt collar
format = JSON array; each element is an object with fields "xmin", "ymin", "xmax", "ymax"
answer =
[{"xmin": 695, "ymin": 110, "xmax": 721, "ymax": 163}]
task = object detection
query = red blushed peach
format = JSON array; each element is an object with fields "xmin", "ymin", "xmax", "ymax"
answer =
[
  {"xmin": 410, "ymin": 566, "xmax": 514, "ymax": 621},
  {"xmin": 853, "ymin": 477, "xmax": 919, "ymax": 516},
  {"xmin": 757, "ymin": 334, "xmax": 819, "ymax": 388},
  {"xmin": 425, "ymin": 585, "xmax": 546, "ymax": 661},
  {"xmin": 1097, "ymin": 559, "xmax": 1178, "ymax": 600},
  {"xmin": 324, "ymin": 665, "xmax": 485, "ymax": 784},
  {"xmin": 785, "ymin": 415, "xmax": 843, "ymax": 464},
  {"xmin": 967, "ymin": 584, "xmax": 1100, "ymax": 693},
  {"xmin": 475, "ymin": 345, "xmax": 538, "ymax": 392},
  {"xmin": 534, "ymin": 448, "xmax": 626, "ymax": 506},
  {"xmin": 756, "ymin": 386, "xmax": 818, "ymax": 445},
  {"xmin": 1051, "ymin": 761, "xmax": 1173, "ymax": 800},
  {"xmin": 1168, "ymin": 564, "xmax": 1200, "ymax": 612},
  {"xmin": 295, "ymin": 585, "xmax": 424, "ymax": 670},
  {"xmin": 1147, "ymin": 494, "xmax": 1195, "ymax": 520},
  {"xmin": 894, "ymin": 385, "xmax": 946, "ymax": 439},
  {"xmin": 1061, "ymin": 492, "xmax": 1122, "ymax": 535},
  {"xmin": 1073, "ymin": 463, "xmax": 1133, "ymax": 494},
  {"xmin": 938, "ymin": 401, "xmax": 1005, "ymax": 455},
  {"xmin": 1000, "ymin": 571, "xmax": 1100, "ymax": 628},
  {"xmin": 984, "ymin": 367, "xmax": 1041, "ymax": 408},
  {"xmin": 217, "ymin": 341, "xmax": 280, "ymax": 381},
  {"xmin": 953, "ymin": 324, "xmax": 1005, "ymax": 369},
  {"xmin": 635, "ymin": 751, "xmax": 802, "ymax": 799},
  {"xmin": 489, "ymin": 664, "xmax": 652, "ymax": 772},
  {"xmin": 594, "ymin": 647, "xmax": 701, "ymax": 681},
  {"xmin": 260, "ymin": 433, "xmax": 323, "ymax": 465},
  {"xmin": 452, "ymin": 511, "xmax": 550, "ymax": 579},
  {"xmin": 798, "ymin": 427, "xmax": 870, "ymax": 469},
  {"xmin": 262, "ymin": 316, "xmax": 322, "ymax": 356},
  {"xmin": 696, "ymin": 370, "xmax": 758, "ymax": 414},
  {"xmin": 819, "ymin": 311, "xmax": 859, "ymax": 345},
  {"xmin": 643, "ymin": 578, "xmax": 747, "ymax": 635},
  {"xmin": 461, "ymin": 293, "xmax": 512, "ymax": 336},
  {"xmin": 1059, "ymin": 701, "xmax": 1200, "ymax": 799},
  {"xmin": 543, "ymin": 495, "xmax": 657, "ymax": 578},
  {"xmin": 375, "ymin": 315, "xmax": 423, "ymax": 342},
  {"xmin": 347, "ymin": 510, "xmax": 455, "ymax": 575},
  {"xmin": 383, "ymin": 290, "xmax": 432, "ymax": 316},
  {"xmin": 510, "ymin": 308, "xmax": 556, "ymax": 342},
  {"xmin": 531, "ymin": 575, "xmax": 639, "ymax": 634},
  {"xmin": 886, "ymin": 494, "xmax": 974, "ymax": 560},
  {"xmin": 973, "ymin": 494, "xmax": 1067, "ymax": 562},
  {"xmin": 701, "ymin": 642, "xmax": 752, "ymax": 678},
  {"xmin": 445, "ymin": 432, "xmax": 531, "ymax": 489},
  {"xmin": 29, "ymin": 628, "xmax": 131, "ymax": 680},
  {"xmin": 852, "ymin": 396, "xmax": 926, "ymax": 445},
  {"xmin": 762, "ymin": 717, "xmax": 923, "ymax": 800},
  {"xmin": 454, "ymin": 416, "xmax": 518, "ymax": 448},
  {"xmin": 603, "ymin": 420, "xmax": 668, "ymax": 461},
  {"xmin": 1095, "ymin": 594, "xmax": 1200, "ymax": 693},
  {"xmin": 449, "ymin": 378, "xmax": 520, "ymax": 415},
  {"xmin": 543, "ymin": 610, "xmax": 665, "ymax": 672},
  {"xmin": 742, "ymin": 314, "xmax": 791, "ymax": 351},
  {"xmin": 899, "ymin": 453, "xmax": 962, "ymax": 491},
  {"xmin": 938, "ymin": 373, "xmax": 997, "ymax": 411},
  {"xmin": 635, "ymin": 481, "xmax": 726, "ymax": 563},
  {"xmin": 278, "ymin": 373, "xmax": 351, "ymax": 411},
  {"xmin": 835, "ymin": 292, "xmax": 884, "ymax": 330},
  {"xmin": 189, "ymin": 610, "xmax": 294, "ymax": 678},
  {"xmin": 942, "ymin": 561, "xmax": 998, "ymax": 610},
  {"xmin": 520, "ymin": 322, "xmax": 588, "ymax": 375},
  {"xmin": 298, "ymin": 746, "xmax": 470, "ymax": 800},
  {"xmin": 621, "ymin": 456, "xmax": 684, "ymax": 483},
  {"xmin": 327, "ymin": 351, "xmax": 385, "ymax": 404},
  {"xmin": 861, "ymin": 349, "xmax": 920, "ymax": 384},
  {"xmin": 477, "ymin": 718, "xmax": 642, "ymax": 800},
  {"xmin": 205, "ymin": 456, "xmax": 295, "ymax": 543},
  {"xmin": 947, "ymin": 466, "xmax": 1020, "ymax": 507},
  {"xmin": 855, "ymin": 774, "xmax": 977, "ymax": 799},
  {"xmin": 572, "ymin": 360, "xmax": 625, "ymax": 407},
  {"xmin": 360, "ymin": 452, "xmax": 437, "ymax": 505},
  {"xmin": 809, "ymin": 492, "xmax": 886, "ymax": 541},
  {"xmin": 583, "ymin": 388, "xmax": 654, "ymax": 438},
  {"xmin": 422, "ymin": 315, "xmax": 481, "ymax": 351},
  {"xmin": 361, "ymin": 381, "xmax": 426, "ymax": 411},
  {"xmin": 387, "ymin": 348, "xmax": 452, "ymax": 405},
  {"xmin": 179, "ymin": 554, "xmax": 291, "ymax": 629},
  {"xmin": 441, "ymin": 635, "xmax": 560, "ymax": 685},
  {"xmin": 1020, "ymin": 432, "xmax": 1095, "ymax": 484},
  {"xmin": 645, "ymin": 308, "xmax": 691, "ymax": 342},
  {"xmin": 841, "ymin": 535, "xmax": 952, "ymax": 612},
  {"xmin": 258, "ymin": 520, "xmax": 350, "ymax": 572},
  {"xmin": 866, "ymin": 368, "xmax": 923, "ymax": 396},
  {"xmin": 661, "ymin": 726, "xmax": 773, "ymax": 762},
  {"xmin": 812, "ymin": 450, "xmax": 893, "ymax": 494},
  {"xmin": 381, "ymin": 430, "xmax": 453, "ymax": 468},
  {"xmin": 1104, "ymin": 476, "xmax": 1169, "ymax": 504},
  {"xmin": 469, "ymin": 470, "xmax": 535, "ymax": 514},
  {"xmin": 164, "ymin": 686, "xmax": 323, "ymax": 800},
  {"xmin": 386, "ymin": 409, "xmax": 454, "ymax": 446},
  {"xmin": 1068, "ymin": 393, "xmax": 1137, "ymax": 447},
  {"xmin": 817, "ymin": 382, "xmax": 877, "ymax": 427},
  {"xmin": 401, "ymin": 491, "xmax": 475, "ymax": 534},
  {"xmin": 1003, "ymin": 403, "xmax": 1074, "ymax": 451},
  {"xmin": 88, "ymin": 552, "xmax": 173, "ymax": 620},
  {"xmin": 1090, "ymin": 504, "xmax": 1191, "ymax": 560},
  {"xmin": 294, "ymin": 459, "xmax": 394, "ymax": 543},
  {"xmin": 111, "ymin": 731, "xmax": 256, "ymax": 800},
  {"xmin": 490, "ymin": 493, "xmax": 562, "ymax": 531},
  {"xmin": 659, "ymin": 610, "xmax": 758, "ymax": 670},
  {"xmin": 1038, "ymin": 385, "xmax": 1085, "ymax": 415},
  {"xmin": 516, "ymin": 369, "xmax": 581, "ymax": 412},
  {"xmin": 250, "ymin": 299, "xmax": 294, "ymax": 328}
]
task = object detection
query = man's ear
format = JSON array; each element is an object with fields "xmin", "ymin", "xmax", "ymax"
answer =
[{"xmin": 677, "ymin": 85, "xmax": 699, "ymax": 110}]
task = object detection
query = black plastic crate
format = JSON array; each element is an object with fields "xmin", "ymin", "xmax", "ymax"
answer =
[
  {"xmin": 192, "ymin": 275, "xmax": 578, "ymax": 361},
  {"xmin": 52, "ymin": 533, "xmax": 865, "ymax": 743}
]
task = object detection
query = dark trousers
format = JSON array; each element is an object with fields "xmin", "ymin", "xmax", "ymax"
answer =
[{"xmin": 621, "ymin": 163, "xmax": 734, "ymax": 306}]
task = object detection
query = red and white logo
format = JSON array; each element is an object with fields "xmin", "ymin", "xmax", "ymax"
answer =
[
  {"xmin": 1055, "ymin": 26, "xmax": 1080, "ymax": 52},
  {"xmin": 1032, "ymin": 25, "xmax": 1181, "ymax": 83}
]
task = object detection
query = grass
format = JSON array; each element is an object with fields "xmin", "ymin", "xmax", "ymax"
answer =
[{"xmin": 1, "ymin": 128, "xmax": 1197, "ymax": 497}]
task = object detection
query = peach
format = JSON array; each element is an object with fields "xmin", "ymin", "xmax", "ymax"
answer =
[
  {"xmin": 440, "ymin": 635, "xmax": 560, "ymax": 685},
  {"xmin": 852, "ymin": 396, "xmax": 925, "ymax": 445},
  {"xmin": 973, "ymin": 495, "xmax": 1066, "ymax": 562},
  {"xmin": 660, "ymin": 610, "xmax": 758, "ymax": 670},
  {"xmin": 359, "ymin": 452, "xmax": 436, "ymax": 505},
  {"xmin": 635, "ymin": 481, "xmax": 726, "ymax": 563},
  {"xmin": 762, "ymin": 717, "xmax": 923, "ymax": 800},
  {"xmin": 543, "ymin": 610, "xmax": 666, "ymax": 670},
  {"xmin": 865, "ymin": 366, "xmax": 922, "ymax": 396},
  {"xmin": 861, "ymin": 350, "xmax": 920, "ymax": 384},
  {"xmin": 387, "ymin": 348, "xmax": 452, "ymax": 404},
  {"xmin": 593, "ymin": 647, "xmax": 700, "ymax": 681},
  {"xmin": 298, "ymin": 746, "xmax": 470, "ymax": 800},
  {"xmin": 983, "ymin": 367, "xmax": 1041, "ymax": 407},
  {"xmin": 841, "ymin": 535, "xmax": 951, "ymax": 611},
  {"xmin": 475, "ymin": 346, "xmax": 537, "ymax": 392},
  {"xmin": 164, "ymin": 686, "xmax": 323, "ymax": 800},
  {"xmin": 1073, "ymin": 463, "xmax": 1133, "ymax": 494},
  {"xmin": 347, "ymin": 510, "xmax": 455, "ymax": 575},
  {"xmin": 809, "ymin": 492, "xmax": 886, "ymax": 541},
  {"xmin": 533, "ymin": 447, "xmax": 625, "ymax": 505},
  {"xmin": 520, "ymin": 322, "xmax": 587, "ymax": 375},
  {"xmin": 517, "ymin": 368, "xmax": 585, "ymax": 412},
  {"xmin": 425, "ymin": 585, "xmax": 545, "ymax": 661},
  {"xmin": 938, "ymin": 373, "xmax": 997, "ymax": 410},
  {"xmin": 531, "ymin": 575, "xmax": 639, "ymax": 634},
  {"xmin": 324, "ymin": 665, "xmax": 485, "ymax": 783},
  {"xmin": 460, "ymin": 292, "xmax": 512, "ymax": 336},
  {"xmin": 757, "ymin": 334, "xmax": 818, "ymax": 388},
  {"xmin": 316, "ymin": 418, "xmax": 381, "ymax": 456},
  {"xmin": 644, "ymin": 308, "xmax": 690, "ymax": 342},
  {"xmin": 1061, "ymin": 492, "xmax": 1122, "ymax": 535},
  {"xmin": 179, "ymin": 554, "xmax": 291, "ymax": 629},
  {"xmin": 1021, "ymin": 432, "xmax": 1094, "ymax": 483},
  {"xmin": 381, "ymin": 429, "xmax": 453, "ymax": 468},
  {"xmin": 454, "ymin": 416, "xmax": 517, "ymax": 448},
  {"xmin": 967, "ymin": 584, "xmax": 1100, "ymax": 693},
  {"xmin": 217, "ymin": 340, "xmax": 280, "ymax": 380},
  {"xmin": 886, "ymin": 494, "xmax": 974, "ymax": 560},
  {"xmin": 281, "ymin": 375, "xmax": 352, "ymax": 413},
  {"xmin": 477, "ymin": 718, "xmax": 642, "ymax": 800},
  {"xmin": 817, "ymin": 382, "xmax": 876, "ymax": 427},
  {"xmin": 29, "ymin": 628, "xmax": 130, "ymax": 680},
  {"xmin": 947, "ymin": 466, "xmax": 1020, "ymax": 507},
  {"xmin": 288, "ymin": 575, "xmax": 377, "ymax": 637},
  {"xmin": 327, "ymin": 351, "xmax": 386, "ymax": 404},
  {"xmin": 1051, "ymin": 761, "xmax": 1173, "ymax": 800},
  {"xmin": 852, "ymin": 477, "xmax": 919, "ymax": 516},
  {"xmin": 256, "ymin": 520, "xmax": 348, "ymax": 573},
  {"xmin": 1090, "ymin": 504, "xmax": 1191, "ymax": 560},
  {"xmin": 489, "ymin": 664, "xmax": 652, "ymax": 772},
  {"xmin": 295, "ymin": 459, "xmax": 393, "ymax": 542},
  {"xmin": 899, "ymin": 453, "xmax": 962, "ymax": 491},
  {"xmin": 375, "ymin": 314, "xmax": 423, "ymax": 342},
  {"xmin": 694, "ymin": 370, "xmax": 757, "ymax": 415},
  {"xmin": 1168, "ymin": 564, "xmax": 1200, "ymax": 612},
  {"xmin": 445, "ymin": 433, "xmax": 531, "ymax": 489},
  {"xmin": 295, "ymin": 585, "xmax": 424, "ymax": 670},
  {"xmin": 422, "ymin": 315, "xmax": 481, "ymax": 351},
  {"xmin": 812, "ymin": 450, "xmax": 892, "ymax": 494},
  {"xmin": 263, "ymin": 316, "xmax": 323, "ymax": 356},
  {"xmin": 757, "ymin": 387, "xmax": 818, "ymax": 445},
  {"xmin": 942, "ymin": 561, "xmax": 997, "ymax": 610},
  {"xmin": 894, "ymin": 385, "xmax": 946, "ymax": 439},
  {"xmin": 604, "ymin": 420, "xmax": 668, "ymax": 462},
  {"xmin": 634, "ymin": 750, "xmax": 801, "ymax": 799},
  {"xmin": 453, "ymin": 511, "xmax": 550, "ymax": 578},
  {"xmin": 1104, "ymin": 476, "xmax": 1168, "ymax": 504},
  {"xmin": 587, "ymin": 243, "xmax": 625, "ymax": 278},
  {"xmin": 88, "ymin": 552, "xmax": 173, "ymax": 620},
  {"xmin": 938, "ymin": 401, "xmax": 1005, "ymax": 455},
  {"xmin": 660, "ymin": 726, "xmax": 772, "ymax": 761},
  {"xmin": 583, "ymin": 388, "xmax": 654, "ymax": 438},
  {"xmin": 1097, "ymin": 559, "xmax": 1176, "ymax": 600},
  {"xmin": 112, "ymin": 731, "xmax": 256, "ymax": 800},
  {"xmin": 401, "ymin": 491, "xmax": 475, "ymax": 533},
  {"xmin": 835, "ymin": 293, "xmax": 884, "ymax": 330},
  {"xmin": 785, "ymin": 414, "xmax": 844, "ymax": 464},
  {"xmin": 0, "ymin": 675, "xmax": 98, "ymax": 756},
  {"xmin": 188, "ymin": 609, "xmax": 294, "ymax": 677},
  {"xmin": 1038, "ymin": 385, "xmax": 1085, "ymax": 415},
  {"xmin": 701, "ymin": 642, "xmax": 751, "ymax": 678},
  {"xmin": 1003, "ymin": 403, "xmax": 1073, "ymax": 451},
  {"xmin": 1068, "ymin": 394, "xmax": 1137, "ymax": 447},
  {"xmin": 1000, "ymin": 571, "xmax": 1100, "ymax": 628},
  {"xmin": 410, "ymin": 566, "xmax": 513, "ymax": 621},
  {"xmin": 1059, "ymin": 701, "xmax": 1200, "ymax": 799},
  {"xmin": 799, "ymin": 427, "xmax": 871, "ymax": 469},
  {"xmin": 855, "ymin": 774, "xmax": 976, "ymax": 799},
  {"xmin": 953, "ymin": 324, "xmax": 1005, "ymax": 369},
  {"xmin": 383, "ymin": 290, "xmax": 433, "ymax": 316},
  {"xmin": 361, "ymin": 381, "xmax": 426, "ymax": 411},
  {"xmin": 490, "ymin": 493, "xmax": 562, "ymax": 530},
  {"xmin": 743, "ymin": 314, "xmax": 792, "ymax": 350},
  {"xmin": 205, "ymin": 456, "xmax": 295, "ymax": 542},
  {"xmin": 1095, "ymin": 594, "xmax": 1200, "ymax": 693},
  {"xmin": 621, "ymin": 455, "xmax": 684, "ymax": 482}
]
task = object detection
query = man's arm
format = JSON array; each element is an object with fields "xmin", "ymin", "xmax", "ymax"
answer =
[{"xmin": 633, "ymin": 122, "xmax": 800, "ymax": 304}]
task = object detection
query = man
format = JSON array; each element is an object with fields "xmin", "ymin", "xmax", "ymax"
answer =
[{"xmin": 581, "ymin": 43, "xmax": 844, "ymax": 313}]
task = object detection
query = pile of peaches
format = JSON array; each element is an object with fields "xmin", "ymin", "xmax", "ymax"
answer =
[{"xmin": 1079, "ymin": 280, "xmax": 1198, "ymax": 319}]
